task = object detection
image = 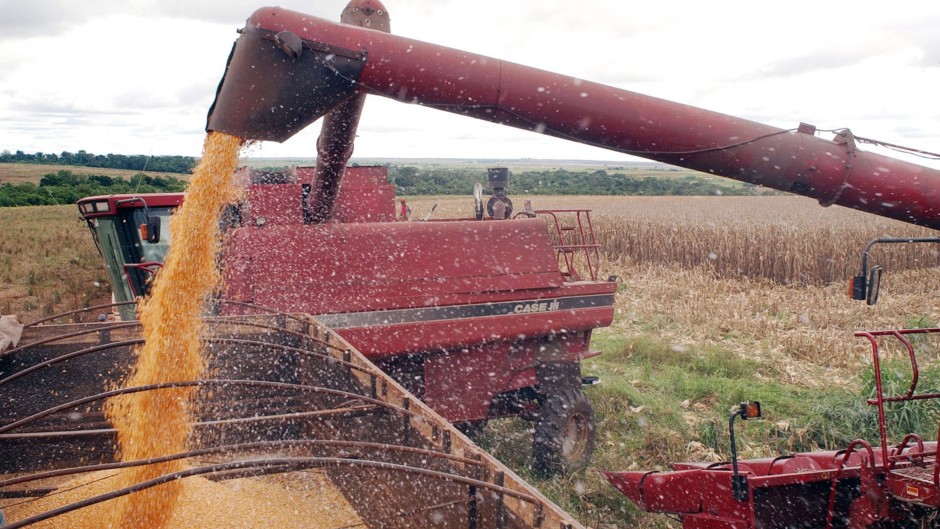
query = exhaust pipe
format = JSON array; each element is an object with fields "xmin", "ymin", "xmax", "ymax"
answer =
[{"xmin": 307, "ymin": 0, "xmax": 391, "ymax": 223}]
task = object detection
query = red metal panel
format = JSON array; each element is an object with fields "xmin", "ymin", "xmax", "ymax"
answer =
[
  {"xmin": 602, "ymin": 470, "xmax": 705, "ymax": 514},
  {"xmin": 726, "ymin": 455, "xmax": 824, "ymax": 478},
  {"xmin": 693, "ymin": 472, "xmax": 753, "ymax": 529},
  {"xmin": 223, "ymin": 218, "xmax": 565, "ymax": 314},
  {"xmin": 245, "ymin": 184, "xmax": 304, "ymax": 226},
  {"xmin": 334, "ymin": 184, "xmax": 395, "ymax": 223},
  {"xmin": 423, "ymin": 343, "xmax": 520, "ymax": 421},
  {"xmin": 295, "ymin": 166, "xmax": 315, "ymax": 186},
  {"xmin": 683, "ymin": 517, "xmax": 748, "ymax": 529},
  {"xmin": 242, "ymin": 166, "xmax": 395, "ymax": 223},
  {"xmin": 220, "ymin": 230, "xmax": 255, "ymax": 304},
  {"xmin": 342, "ymin": 165, "xmax": 392, "ymax": 187},
  {"xmin": 333, "ymin": 166, "xmax": 396, "ymax": 223},
  {"xmin": 336, "ymin": 305, "xmax": 614, "ymax": 358},
  {"xmin": 749, "ymin": 467, "xmax": 860, "ymax": 489}
]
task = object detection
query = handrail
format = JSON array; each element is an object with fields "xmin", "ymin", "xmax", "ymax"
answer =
[
  {"xmin": 532, "ymin": 209, "xmax": 600, "ymax": 281},
  {"xmin": 123, "ymin": 261, "xmax": 163, "ymax": 297},
  {"xmin": 855, "ymin": 328, "xmax": 940, "ymax": 481}
]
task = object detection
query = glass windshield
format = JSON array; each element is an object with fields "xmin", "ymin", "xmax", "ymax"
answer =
[{"xmin": 132, "ymin": 207, "xmax": 174, "ymax": 263}]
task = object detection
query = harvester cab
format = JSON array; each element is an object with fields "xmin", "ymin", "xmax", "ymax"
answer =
[{"xmin": 77, "ymin": 193, "xmax": 182, "ymax": 320}]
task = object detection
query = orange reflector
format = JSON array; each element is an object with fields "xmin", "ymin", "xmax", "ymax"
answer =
[
  {"xmin": 744, "ymin": 402, "xmax": 761, "ymax": 419},
  {"xmin": 140, "ymin": 224, "xmax": 149, "ymax": 241}
]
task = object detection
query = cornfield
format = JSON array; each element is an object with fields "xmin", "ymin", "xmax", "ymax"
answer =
[
  {"xmin": 592, "ymin": 204, "xmax": 939, "ymax": 286},
  {"xmin": 406, "ymin": 194, "xmax": 939, "ymax": 285}
]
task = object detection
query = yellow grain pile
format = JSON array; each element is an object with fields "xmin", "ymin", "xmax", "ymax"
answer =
[{"xmin": 4, "ymin": 470, "xmax": 362, "ymax": 529}]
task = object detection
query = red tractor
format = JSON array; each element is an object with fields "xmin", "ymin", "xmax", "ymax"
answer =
[{"xmin": 78, "ymin": 0, "xmax": 940, "ymax": 480}]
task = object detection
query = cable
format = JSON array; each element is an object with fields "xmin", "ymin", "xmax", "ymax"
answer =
[
  {"xmin": 814, "ymin": 128, "xmax": 940, "ymax": 161},
  {"xmin": 132, "ymin": 151, "xmax": 154, "ymax": 195},
  {"xmin": 856, "ymin": 136, "xmax": 940, "ymax": 161}
]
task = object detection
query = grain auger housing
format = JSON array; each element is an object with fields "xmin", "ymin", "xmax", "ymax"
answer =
[{"xmin": 207, "ymin": 6, "xmax": 940, "ymax": 229}]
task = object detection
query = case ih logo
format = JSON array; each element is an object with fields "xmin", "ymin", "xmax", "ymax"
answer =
[
  {"xmin": 318, "ymin": 294, "xmax": 612, "ymax": 329},
  {"xmin": 513, "ymin": 300, "xmax": 561, "ymax": 314}
]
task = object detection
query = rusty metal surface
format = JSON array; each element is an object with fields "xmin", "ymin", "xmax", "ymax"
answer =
[{"xmin": 205, "ymin": 23, "xmax": 364, "ymax": 142}]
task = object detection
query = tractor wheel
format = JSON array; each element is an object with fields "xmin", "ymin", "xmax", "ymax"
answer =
[
  {"xmin": 533, "ymin": 388, "xmax": 595, "ymax": 476},
  {"xmin": 455, "ymin": 420, "xmax": 487, "ymax": 438}
]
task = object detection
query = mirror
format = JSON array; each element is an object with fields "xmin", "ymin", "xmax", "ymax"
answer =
[
  {"xmin": 850, "ymin": 275, "xmax": 867, "ymax": 301},
  {"xmin": 145, "ymin": 216, "xmax": 161, "ymax": 243},
  {"xmin": 866, "ymin": 265, "xmax": 882, "ymax": 306}
]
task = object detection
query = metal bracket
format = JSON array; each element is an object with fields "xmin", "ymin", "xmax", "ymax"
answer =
[{"xmin": 819, "ymin": 129, "xmax": 856, "ymax": 207}]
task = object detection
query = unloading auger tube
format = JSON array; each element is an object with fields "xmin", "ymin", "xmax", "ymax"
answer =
[{"xmin": 207, "ymin": 6, "xmax": 940, "ymax": 229}]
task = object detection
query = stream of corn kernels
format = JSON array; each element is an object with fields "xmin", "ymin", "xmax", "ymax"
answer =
[{"xmin": 103, "ymin": 131, "xmax": 243, "ymax": 529}]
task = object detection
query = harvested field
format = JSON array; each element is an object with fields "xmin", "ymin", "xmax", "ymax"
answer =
[
  {"xmin": 606, "ymin": 261, "xmax": 940, "ymax": 372},
  {"xmin": 2, "ymin": 194, "xmax": 938, "ymax": 529},
  {"xmin": 0, "ymin": 205, "xmax": 112, "ymax": 321},
  {"xmin": 0, "ymin": 163, "xmax": 190, "ymax": 185}
]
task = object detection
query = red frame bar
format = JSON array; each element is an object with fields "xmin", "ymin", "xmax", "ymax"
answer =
[
  {"xmin": 855, "ymin": 328, "xmax": 940, "ymax": 483},
  {"xmin": 534, "ymin": 209, "xmax": 601, "ymax": 281}
]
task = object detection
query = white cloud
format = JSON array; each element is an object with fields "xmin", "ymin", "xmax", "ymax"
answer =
[{"xmin": 0, "ymin": 0, "xmax": 937, "ymax": 167}]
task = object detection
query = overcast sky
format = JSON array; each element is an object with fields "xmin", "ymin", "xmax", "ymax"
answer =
[{"xmin": 1, "ymin": 0, "xmax": 938, "ymax": 167}]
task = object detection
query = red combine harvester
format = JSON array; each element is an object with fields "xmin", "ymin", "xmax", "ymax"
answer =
[
  {"xmin": 77, "ymin": 0, "xmax": 940, "ymax": 484},
  {"xmin": 78, "ymin": 165, "xmax": 614, "ymax": 474}
]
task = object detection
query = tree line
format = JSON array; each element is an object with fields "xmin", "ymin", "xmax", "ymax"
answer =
[
  {"xmin": 0, "ymin": 170, "xmax": 187, "ymax": 207},
  {"xmin": 386, "ymin": 166, "xmax": 767, "ymax": 196},
  {"xmin": 1, "ymin": 150, "xmax": 196, "ymax": 174},
  {"xmin": 0, "ymin": 163, "xmax": 770, "ymax": 207}
]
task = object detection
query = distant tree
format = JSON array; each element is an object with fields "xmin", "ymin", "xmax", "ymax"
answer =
[
  {"xmin": 0, "ymin": 170, "xmax": 187, "ymax": 207},
  {"xmin": 2, "ymin": 149, "xmax": 197, "ymax": 174}
]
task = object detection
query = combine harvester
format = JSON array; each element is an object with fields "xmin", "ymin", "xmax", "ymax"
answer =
[{"xmin": 3, "ymin": 0, "xmax": 940, "ymax": 526}]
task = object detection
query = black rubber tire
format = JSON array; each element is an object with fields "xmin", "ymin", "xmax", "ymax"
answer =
[
  {"xmin": 455, "ymin": 420, "xmax": 487, "ymax": 438},
  {"xmin": 533, "ymin": 388, "xmax": 596, "ymax": 476}
]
